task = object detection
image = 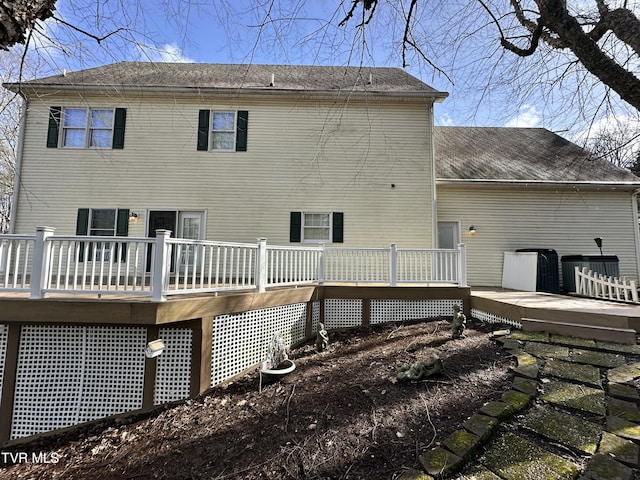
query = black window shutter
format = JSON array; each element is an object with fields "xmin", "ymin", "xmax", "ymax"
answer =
[
  {"xmin": 76, "ymin": 208, "xmax": 89, "ymax": 261},
  {"xmin": 115, "ymin": 209, "xmax": 129, "ymax": 261},
  {"xmin": 47, "ymin": 106, "xmax": 61, "ymax": 148},
  {"xmin": 112, "ymin": 108, "xmax": 127, "ymax": 149},
  {"xmin": 332, "ymin": 212, "xmax": 344, "ymax": 243},
  {"xmin": 236, "ymin": 110, "xmax": 249, "ymax": 152},
  {"xmin": 197, "ymin": 110, "xmax": 210, "ymax": 151},
  {"xmin": 290, "ymin": 212, "xmax": 302, "ymax": 243}
]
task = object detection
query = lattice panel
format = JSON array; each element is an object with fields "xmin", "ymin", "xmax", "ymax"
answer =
[
  {"xmin": 211, "ymin": 303, "xmax": 307, "ymax": 386},
  {"xmin": 311, "ymin": 301, "xmax": 321, "ymax": 335},
  {"xmin": 11, "ymin": 325, "xmax": 146, "ymax": 440},
  {"xmin": 371, "ymin": 299, "xmax": 463, "ymax": 324},
  {"xmin": 324, "ymin": 299, "xmax": 363, "ymax": 329},
  {"xmin": 0, "ymin": 324, "xmax": 7, "ymax": 406},
  {"xmin": 155, "ymin": 328, "xmax": 193, "ymax": 405},
  {"xmin": 471, "ymin": 308, "xmax": 522, "ymax": 329}
]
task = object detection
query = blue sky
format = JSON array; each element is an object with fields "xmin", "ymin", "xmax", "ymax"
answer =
[{"xmin": 12, "ymin": 0, "xmax": 640, "ymax": 146}]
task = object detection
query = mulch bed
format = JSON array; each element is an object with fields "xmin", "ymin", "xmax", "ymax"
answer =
[{"xmin": 1, "ymin": 318, "xmax": 513, "ymax": 479}]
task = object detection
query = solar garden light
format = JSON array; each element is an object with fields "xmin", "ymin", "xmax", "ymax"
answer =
[{"xmin": 145, "ymin": 339, "xmax": 165, "ymax": 358}]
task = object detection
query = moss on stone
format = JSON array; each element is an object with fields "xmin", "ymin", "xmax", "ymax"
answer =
[
  {"xmin": 570, "ymin": 349, "xmax": 625, "ymax": 368},
  {"xmin": 595, "ymin": 341, "xmax": 640, "ymax": 355},
  {"xmin": 397, "ymin": 468, "xmax": 435, "ymax": 480},
  {"xmin": 608, "ymin": 382, "xmax": 640, "ymax": 401},
  {"xmin": 443, "ymin": 429, "xmax": 480, "ymax": 459},
  {"xmin": 521, "ymin": 406, "xmax": 601, "ymax": 454},
  {"xmin": 511, "ymin": 331, "xmax": 549, "ymax": 343},
  {"xmin": 457, "ymin": 466, "xmax": 503, "ymax": 480},
  {"xmin": 550, "ymin": 334, "xmax": 597, "ymax": 348},
  {"xmin": 523, "ymin": 342, "xmax": 570, "ymax": 360},
  {"xmin": 512, "ymin": 351, "xmax": 540, "ymax": 379},
  {"xmin": 512, "ymin": 376, "xmax": 538, "ymax": 396},
  {"xmin": 608, "ymin": 397, "xmax": 640, "ymax": 423},
  {"xmin": 606, "ymin": 415, "xmax": 640, "ymax": 441},
  {"xmin": 582, "ymin": 453, "xmax": 633, "ymax": 480},
  {"xmin": 608, "ymin": 364, "xmax": 640, "ymax": 384},
  {"xmin": 479, "ymin": 401, "xmax": 512, "ymax": 420},
  {"xmin": 598, "ymin": 432, "xmax": 639, "ymax": 467},
  {"xmin": 463, "ymin": 414, "xmax": 498, "ymax": 441},
  {"xmin": 419, "ymin": 447, "xmax": 462, "ymax": 478},
  {"xmin": 501, "ymin": 390, "xmax": 531, "ymax": 412},
  {"xmin": 542, "ymin": 358, "xmax": 602, "ymax": 387},
  {"xmin": 482, "ymin": 433, "xmax": 579, "ymax": 480},
  {"xmin": 540, "ymin": 380, "xmax": 606, "ymax": 415}
]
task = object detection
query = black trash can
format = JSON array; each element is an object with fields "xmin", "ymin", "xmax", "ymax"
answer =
[
  {"xmin": 515, "ymin": 248, "xmax": 560, "ymax": 293},
  {"xmin": 561, "ymin": 255, "xmax": 620, "ymax": 293}
]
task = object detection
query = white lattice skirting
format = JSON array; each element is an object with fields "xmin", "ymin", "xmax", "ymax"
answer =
[
  {"xmin": 471, "ymin": 308, "xmax": 522, "ymax": 329},
  {"xmin": 155, "ymin": 328, "xmax": 193, "ymax": 405},
  {"xmin": 211, "ymin": 303, "xmax": 307, "ymax": 386},
  {"xmin": 324, "ymin": 299, "xmax": 363, "ymax": 329},
  {"xmin": 371, "ymin": 299, "xmax": 462, "ymax": 324},
  {"xmin": 11, "ymin": 325, "xmax": 146, "ymax": 440}
]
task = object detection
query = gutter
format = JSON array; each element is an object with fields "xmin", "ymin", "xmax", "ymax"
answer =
[{"xmin": 436, "ymin": 178, "xmax": 640, "ymax": 190}]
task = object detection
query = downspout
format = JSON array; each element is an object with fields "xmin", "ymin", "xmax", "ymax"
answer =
[
  {"xmin": 9, "ymin": 96, "xmax": 27, "ymax": 234},
  {"xmin": 429, "ymin": 102, "xmax": 437, "ymax": 248},
  {"xmin": 632, "ymin": 188, "xmax": 640, "ymax": 282}
]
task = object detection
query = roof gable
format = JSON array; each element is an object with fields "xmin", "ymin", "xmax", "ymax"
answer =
[{"xmin": 435, "ymin": 126, "xmax": 640, "ymax": 184}]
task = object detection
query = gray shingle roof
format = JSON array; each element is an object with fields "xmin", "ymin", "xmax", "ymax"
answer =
[
  {"xmin": 435, "ymin": 126, "xmax": 640, "ymax": 184},
  {"xmin": 7, "ymin": 61, "xmax": 446, "ymax": 97}
]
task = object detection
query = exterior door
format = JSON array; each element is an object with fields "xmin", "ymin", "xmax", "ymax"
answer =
[
  {"xmin": 147, "ymin": 211, "xmax": 177, "ymax": 271},
  {"xmin": 437, "ymin": 222, "xmax": 459, "ymax": 249},
  {"xmin": 178, "ymin": 212, "xmax": 203, "ymax": 271}
]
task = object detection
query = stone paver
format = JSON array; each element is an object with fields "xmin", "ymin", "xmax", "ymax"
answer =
[
  {"xmin": 608, "ymin": 382, "xmax": 640, "ymax": 400},
  {"xmin": 398, "ymin": 469, "xmax": 435, "ymax": 480},
  {"xmin": 511, "ymin": 331, "xmax": 549, "ymax": 343},
  {"xmin": 608, "ymin": 397, "xmax": 640, "ymax": 423},
  {"xmin": 598, "ymin": 431, "xmax": 639, "ymax": 468},
  {"xmin": 512, "ymin": 376, "xmax": 537, "ymax": 395},
  {"xmin": 419, "ymin": 447, "xmax": 462, "ymax": 478},
  {"xmin": 607, "ymin": 415, "xmax": 640, "ymax": 441},
  {"xmin": 570, "ymin": 349, "xmax": 626, "ymax": 368},
  {"xmin": 512, "ymin": 351, "xmax": 540, "ymax": 379},
  {"xmin": 540, "ymin": 380, "xmax": 606, "ymax": 415},
  {"xmin": 608, "ymin": 363, "xmax": 640, "ymax": 384},
  {"xmin": 551, "ymin": 334, "xmax": 596, "ymax": 348},
  {"xmin": 481, "ymin": 433, "xmax": 580, "ymax": 480},
  {"xmin": 478, "ymin": 401, "xmax": 512, "ymax": 419},
  {"xmin": 523, "ymin": 341, "xmax": 570, "ymax": 360},
  {"xmin": 462, "ymin": 414, "xmax": 497, "ymax": 441},
  {"xmin": 442, "ymin": 430, "xmax": 481, "ymax": 460},
  {"xmin": 542, "ymin": 358, "xmax": 602, "ymax": 387},
  {"xmin": 580, "ymin": 453, "xmax": 633, "ymax": 480}
]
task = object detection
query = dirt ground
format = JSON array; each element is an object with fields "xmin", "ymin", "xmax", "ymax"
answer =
[{"xmin": 0, "ymin": 318, "xmax": 513, "ymax": 480}]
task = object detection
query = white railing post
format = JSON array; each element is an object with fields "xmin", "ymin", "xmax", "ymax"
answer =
[
  {"xmin": 457, "ymin": 243, "xmax": 468, "ymax": 287},
  {"xmin": 30, "ymin": 226, "xmax": 55, "ymax": 299},
  {"xmin": 152, "ymin": 230, "xmax": 171, "ymax": 302},
  {"xmin": 390, "ymin": 243, "xmax": 398, "ymax": 287},
  {"xmin": 317, "ymin": 243, "xmax": 325, "ymax": 285},
  {"xmin": 256, "ymin": 238, "xmax": 268, "ymax": 293}
]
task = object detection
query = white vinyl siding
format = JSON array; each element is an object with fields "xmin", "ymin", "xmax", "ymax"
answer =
[
  {"xmin": 436, "ymin": 185, "xmax": 640, "ymax": 286},
  {"xmin": 15, "ymin": 94, "xmax": 435, "ymax": 249}
]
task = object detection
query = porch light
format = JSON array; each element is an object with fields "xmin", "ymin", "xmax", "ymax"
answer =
[
  {"xmin": 468, "ymin": 226, "xmax": 477, "ymax": 236},
  {"xmin": 128, "ymin": 212, "xmax": 138, "ymax": 222}
]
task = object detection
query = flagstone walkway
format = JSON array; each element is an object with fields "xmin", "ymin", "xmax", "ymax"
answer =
[{"xmin": 399, "ymin": 330, "xmax": 640, "ymax": 480}]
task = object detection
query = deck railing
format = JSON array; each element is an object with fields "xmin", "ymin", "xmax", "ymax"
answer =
[{"xmin": 0, "ymin": 227, "xmax": 467, "ymax": 301}]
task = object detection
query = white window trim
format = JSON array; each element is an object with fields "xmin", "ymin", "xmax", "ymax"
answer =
[
  {"xmin": 301, "ymin": 212, "xmax": 333, "ymax": 243},
  {"xmin": 210, "ymin": 111, "xmax": 237, "ymax": 152},
  {"xmin": 62, "ymin": 107, "xmax": 115, "ymax": 149}
]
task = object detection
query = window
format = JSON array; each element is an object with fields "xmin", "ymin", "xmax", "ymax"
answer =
[
  {"xmin": 76, "ymin": 208, "xmax": 129, "ymax": 261},
  {"xmin": 47, "ymin": 106, "xmax": 126, "ymax": 149},
  {"xmin": 290, "ymin": 212, "xmax": 344, "ymax": 243},
  {"xmin": 197, "ymin": 110, "xmax": 248, "ymax": 152}
]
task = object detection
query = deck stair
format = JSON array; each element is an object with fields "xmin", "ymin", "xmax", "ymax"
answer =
[{"xmin": 470, "ymin": 289, "xmax": 640, "ymax": 344}]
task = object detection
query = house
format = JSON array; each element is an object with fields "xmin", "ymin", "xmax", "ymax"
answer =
[
  {"xmin": 5, "ymin": 62, "xmax": 447, "ymax": 254},
  {"xmin": 4, "ymin": 62, "xmax": 640, "ymax": 287},
  {"xmin": 434, "ymin": 126, "xmax": 640, "ymax": 287}
]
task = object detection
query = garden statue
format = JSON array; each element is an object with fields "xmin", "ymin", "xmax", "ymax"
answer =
[
  {"xmin": 396, "ymin": 353, "xmax": 444, "ymax": 382},
  {"xmin": 262, "ymin": 332, "xmax": 289, "ymax": 370},
  {"xmin": 315, "ymin": 322, "xmax": 329, "ymax": 352},
  {"xmin": 451, "ymin": 304, "xmax": 466, "ymax": 339}
]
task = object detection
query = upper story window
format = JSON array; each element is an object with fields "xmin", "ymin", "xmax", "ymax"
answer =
[
  {"xmin": 63, "ymin": 108, "xmax": 114, "ymax": 148},
  {"xmin": 197, "ymin": 110, "xmax": 248, "ymax": 152},
  {"xmin": 47, "ymin": 106, "xmax": 127, "ymax": 149}
]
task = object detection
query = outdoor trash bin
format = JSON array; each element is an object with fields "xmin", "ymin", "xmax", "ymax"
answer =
[
  {"xmin": 561, "ymin": 255, "xmax": 619, "ymax": 293},
  {"xmin": 515, "ymin": 248, "xmax": 560, "ymax": 293}
]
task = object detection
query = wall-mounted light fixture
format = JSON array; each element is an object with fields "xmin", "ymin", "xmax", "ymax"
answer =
[
  {"xmin": 128, "ymin": 212, "xmax": 139, "ymax": 222},
  {"xmin": 145, "ymin": 339, "xmax": 165, "ymax": 358},
  {"xmin": 468, "ymin": 225, "xmax": 477, "ymax": 236}
]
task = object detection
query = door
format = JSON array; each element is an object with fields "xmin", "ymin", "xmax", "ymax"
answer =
[
  {"xmin": 147, "ymin": 211, "xmax": 177, "ymax": 271},
  {"xmin": 178, "ymin": 212, "xmax": 203, "ymax": 271},
  {"xmin": 437, "ymin": 222, "xmax": 459, "ymax": 249}
]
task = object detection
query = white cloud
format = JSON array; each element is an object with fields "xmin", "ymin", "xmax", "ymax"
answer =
[
  {"xmin": 437, "ymin": 113, "xmax": 454, "ymax": 126},
  {"xmin": 136, "ymin": 43, "xmax": 194, "ymax": 63},
  {"xmin": 504, "ymin": 105, "xmax": 541, "ymax": 128}
]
